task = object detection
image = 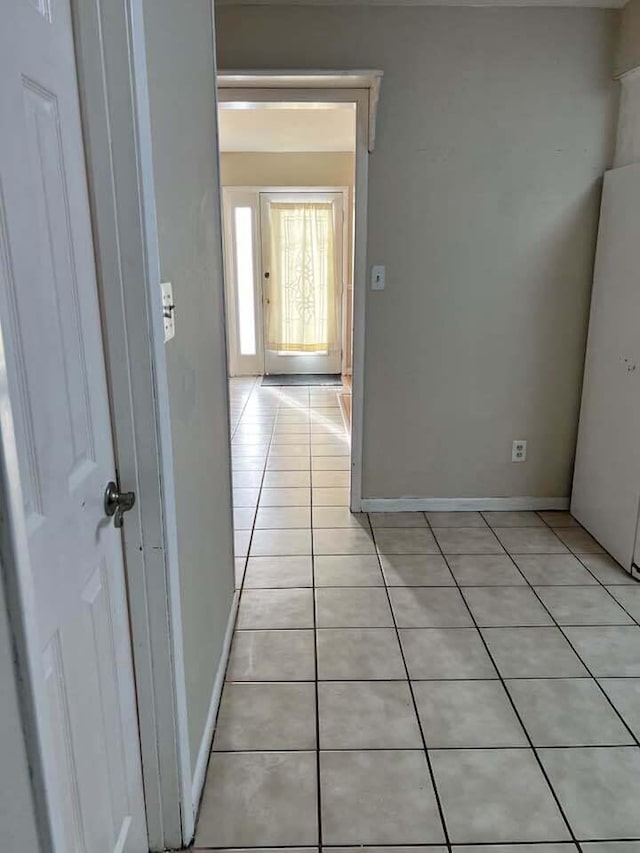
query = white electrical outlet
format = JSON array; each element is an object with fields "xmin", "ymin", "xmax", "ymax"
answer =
[{"xmin": 512, "ymin": 440, "xmax": 527, "ymax": 463}]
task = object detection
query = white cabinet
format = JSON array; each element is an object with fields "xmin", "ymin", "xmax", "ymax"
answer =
[{"xmin": 571, "ymin": 163, "xmax": 640, "ymax": 576}]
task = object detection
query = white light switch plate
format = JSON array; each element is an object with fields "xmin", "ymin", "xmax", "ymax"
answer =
[
  {"xmin": 161, "ymin": 281, "xmax": 175, "ymax": 342},
  {"xmin": 371, "ymin": 265, "xmax": 385, "ymax": 290}
]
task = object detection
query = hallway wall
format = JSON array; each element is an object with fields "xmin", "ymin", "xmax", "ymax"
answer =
[
  {"xmin": 143, "ymin": 0, "xmax": 235, "ymax": 770},
  {"xmin": 216, "ymin": 5, "xmax": 619, "ymax": 503}
]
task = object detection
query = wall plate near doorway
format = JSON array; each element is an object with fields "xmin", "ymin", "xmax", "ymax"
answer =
[{"xmin": 161, "ymin": 281, "xmax": 175, "ymax": 342}]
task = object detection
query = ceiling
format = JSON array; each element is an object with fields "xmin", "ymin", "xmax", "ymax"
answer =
[{"xmin": 218, "ymin": 103, "xmax": 357, "ymax": 153}]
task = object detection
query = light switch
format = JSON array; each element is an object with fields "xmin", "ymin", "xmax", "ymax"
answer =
[
  {"xmin": 371, "ymin": 265, "xmax": 385, "ymax": 290},
  {"xmin": 161, "ymin": 281, "xmax": 175, "ymax": 342}
]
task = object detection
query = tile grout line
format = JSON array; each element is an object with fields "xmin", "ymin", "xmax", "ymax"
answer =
[
  {"xmin": 420, "ymin": 519, "xmax": 582, "ymax": 847},
  {"xmin": 309, "ymin": 390, "xmax": 325, "ymax": 851},
  {"xmin": 367, "ymin": 515, "xmax": 454, "ymax": 851},
  {"xmin": 226, "ymin": 396, "xmax": 640, "ymax": 848},
  {"xmin": 496, "ymin": 544, "xmax": 640, "ymax": 751}
]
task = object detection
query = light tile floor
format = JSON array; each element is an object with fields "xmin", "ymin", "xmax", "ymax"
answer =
[{"xmin": 194, "ymin": 377, "xmax": 640, "ymax": 851}]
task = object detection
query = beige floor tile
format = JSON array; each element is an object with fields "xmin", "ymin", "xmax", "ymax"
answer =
[
  {"xmin": 313, "ymin": 527, "xmax": 376, "ymax": 555},
  {"xmin": 482, "ymin": 511, "xmax": 545, "ymax": 527},
  {"xmin": 250, "ymin": 528, "xmax": 312, "ymax": 556},
  {"xmin": 269, "ymin": 444, "xmax": 310, "ymax": 457},
  {"xmin": 320, "ymin": 750, "xmax": 445, "ymax": 845},
  {"xmin": 554, "ymin": 527, "xmax": 606, "ymax": 554},
  {"xmin": 313, "ymin": 469, "xmax": 350, "ymax": 488},
  {"xmin": 389, "ymin": 587, "xmax": 473, "ymax": 628},
  {"xmin": 374, "ymin": 527, "xmax": 440, "ymax": 555},
  {"xmin": 255, "ymin": 506, "xmax": 311, "ymax": 529},
  {"xmin": 506, "ymin": 678, "xmax": 633, "ymax": 747},
  {"xmin": 312, "ymin": 455, "xmax": 350, "ymax": 470},
  {"xmin": 481, "ymin": 627, "xmax": 588, "ymax": 678},
  {"xmin": 226, "ymin": 630, "xmax": 315, "ymax": 681},
  {"xmin": 243, "ymin": 556, "xmax": 313, "ymax": 589},
  {"xmin": 260, "ymin": 487, "xmax": 311, "ymax": 507},
  {"xmin": 237, "ymin": 588, "xmax": 314, "ymax": 629},
  {"xmin": 426, "ymin": 511, "xmax": 486, "ymax": 527},
  {"xmin": 431, "ymin": 748, "xmax": 569, "ymax": 843},
  {"xmin": 413, "ymin": 680, "xmax": 527, "ymax": 748},
  {"xmin": 312, "ymin": 507, "xmax": 369, "ymax": 529},
  {"xmin": 433, "ymin": 528, "xmax": 504, "ymax": 555},
  {"xmin": 400, "ymin": 627, "xmax": 498, "ymax": 679},
  {"xmin": 267, "ymin": 456, "xmax": 311, "ymax": 471},
  {"xmin": 315, "ymin": 587, "xmax": 394, "ymax": 628},
  {"xmin": 462, "ymin": 587, "xmax": 553, "ymax": 627},
  {"xmin": 579, "ymin": 554, "xmax": 636, "ymax": 584},
  {"xmin": 262, "ymin": 470, "xmax": 311, "ymax": 488},
  {"xmin": 233, "ymin": 487, "xmax": 260, "ymax": 507},
  {"xmin": 537, "ymin": 511, "xmax": 580, "ymax": 528},
  {"xmin": 213, "ymin": 682, "xmax": 316, "ymax": 750},
  {"xmin": 312, "ymin": 487, "xmax": 350, "ymax": 506},
  {"xmin": 318, "ymin": 681, "xmax": 422, "ymax": 749},
  {"xmin": 446, "ymin": 554, "xmax": 526, "ymax": 586},
  {"xmin": 317, "ymin": 628, "xmax": 406, "ymax": 680},
  {"xmin": 369, "ymin": 512, "xmax": 427, "ymax": 528},
  {"xmin": 196, "ymin": 752, "xmax": 318, "ymax": 847},
  {"xmin": 513, "ymin": 554, "xmax": 598, "ymax": 586},
  {"xmin": 607, "ymin": 584, "xmax": 640, "ymax": 621},
  {"xmin": 493, "ymin": 527, "xmax": 568, "ymax": 555},
  {"xmin": 314, "ymin": 555, "xmax": 384, "ymax": 587},
  {"xmin": 233, "ymin": 506, "xmax": 255, "ymax": 530},
  {"xmin": 381, "ymin": 554, "xmax": 455, "ymax": 586},
  {"xmin": 534, "ymin": 586, "xmax": 634, "ymax": 626},
  {"xmin": 234, "ymin": 529, "xmax": 250, "ymax": 558}
]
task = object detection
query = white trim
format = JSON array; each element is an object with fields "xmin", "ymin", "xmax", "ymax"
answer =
[
  {"xmin": 191, "ymin": 590, "xmax": 239, "ymax": 812},
  {"xmin": 361, "ymin": 497, "xmax": 571, "ymax": 512},
  {"xmin": 350, "ymin": 92, "xmax": 369, "ymax": 513},
  {"xmin": 218, "ymin": 74, "xmax": 382, "ymax": 152},
  {"xmin": 217, "ymin": 84, "xmax": 370, "ymax": 514},
  {"xmin": 129, "ymin": 2, "xmax": 195, "ymax": 843}
]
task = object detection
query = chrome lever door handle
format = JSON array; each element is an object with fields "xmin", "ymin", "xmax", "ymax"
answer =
[{"xmin": 104, "ymin": 481, "xmax": 136, "ymax": 528}]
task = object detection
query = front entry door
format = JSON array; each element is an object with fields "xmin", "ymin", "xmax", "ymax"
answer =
[
  {"xmin": 261, "ymin": 192, "xmax": 344, "ymax": 375},
  {"xmin": 0, "ymin": 1, "xmax": 147, "ymax": 850}
]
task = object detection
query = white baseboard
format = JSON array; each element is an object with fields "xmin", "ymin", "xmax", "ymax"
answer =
[
  {"xmin": 190, "ymin": 589, "xmax": 239, "ymax": 815},
  {"xmin": 360, "ymin": 496, "xmax": 570, "ymax": 512}
]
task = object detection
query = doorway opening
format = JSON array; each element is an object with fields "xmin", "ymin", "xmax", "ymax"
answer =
[{"xmin": 219, "ymin": 101, "xmax": 356, "ymax": 406}]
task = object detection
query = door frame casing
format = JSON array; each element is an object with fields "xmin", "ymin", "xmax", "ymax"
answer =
[
  {"xmin": 223, "ymin": 186, "xmax": 350, "ymax": 378},
  {"xmin": 71, "ymin": 0, "xmax": 196, "ymax": 847},
  {"xmin": 218, "ymin": 85, "xmax": 371, "ymax": 511}
]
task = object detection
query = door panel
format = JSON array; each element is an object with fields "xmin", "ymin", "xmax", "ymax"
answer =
[
  {"xmin": 571, "ymin": 164, "xmax": 640, "ymax": 572},
  {"xmin": 0, "ymin": 1, "xmax": 147, "ymax": 850},
  {"xmin": 261, "ymin": 192, "xmax": 344, "ymax": 375}
]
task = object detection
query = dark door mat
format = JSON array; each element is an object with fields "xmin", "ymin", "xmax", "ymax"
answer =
[{"xmin": 262, "ymin": 374, "xmax": 342, "ymax": 387}]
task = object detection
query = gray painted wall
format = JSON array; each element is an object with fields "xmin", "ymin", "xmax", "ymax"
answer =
[
  {"xmin": 616, "ymin": 0, "xmax": 640, "ymax": 76},
  {"xmin": 216, "ymin": 5, "xmax": 619, "ymax": 500},
  {"xmin": 143, "ymin": 0, "xmax": 234, "ymax": 767}
]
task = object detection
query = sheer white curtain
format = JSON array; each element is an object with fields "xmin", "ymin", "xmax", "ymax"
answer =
[{"xmin": 266, "ymin": 202, "xmax": 339, "ymax": 353}]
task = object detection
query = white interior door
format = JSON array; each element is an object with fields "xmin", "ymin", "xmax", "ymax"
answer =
[
  {"xmin": 261, "ymin": 192, "xmax": 344, "ymax": 375},
  {"xmin": 0, "ymin": 1, "xmax": 147, "ymax": 850},
  {"xmin": 571, "ymin": 164, "xmax": 640, "ymax": 572}
]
